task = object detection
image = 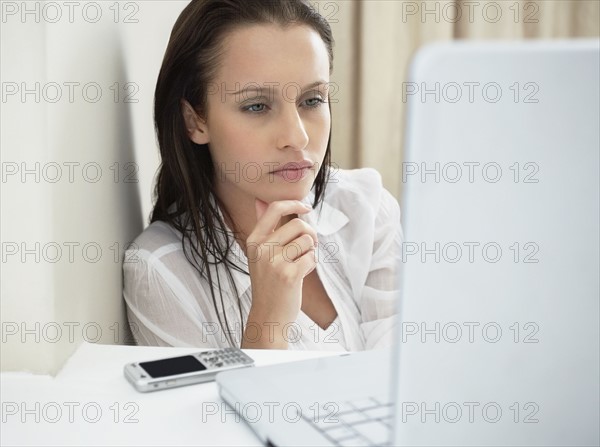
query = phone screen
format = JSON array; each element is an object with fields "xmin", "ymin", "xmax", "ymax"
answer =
[{"xmin": 139, "ymin": 355, "xmax": 207, "ymax": 378}]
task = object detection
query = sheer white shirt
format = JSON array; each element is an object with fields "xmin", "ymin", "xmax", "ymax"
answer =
[{"xmin": 122, "ymin": 167, "xmax": 403, "ymax": 351}]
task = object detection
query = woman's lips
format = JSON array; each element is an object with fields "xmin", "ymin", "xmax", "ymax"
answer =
[
  {"xmin": 271, "ymin": 167, "xmax": 310, "ymax": 181},
  {"xmin": 270, "ymin": 161, "xmax": 314, "ymax": 182}
]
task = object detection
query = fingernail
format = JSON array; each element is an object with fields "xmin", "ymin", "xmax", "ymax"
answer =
[{"xmin": 304, "ymin": 203, "xmax": 312, "ymax": 209}]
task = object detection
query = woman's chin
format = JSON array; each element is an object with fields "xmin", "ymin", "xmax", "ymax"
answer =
[{"xmin": 262, "ymin": 188, "xmax": 311, "ymax": 203}]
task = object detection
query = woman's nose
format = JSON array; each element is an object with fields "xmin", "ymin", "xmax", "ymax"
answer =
[{"xmin": 275, "ymin": 105, "xmax": 309, "ymax": 151}]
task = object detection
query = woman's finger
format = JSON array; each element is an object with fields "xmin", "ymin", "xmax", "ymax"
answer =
[{"xmin": 251, "ymin": 199, "xmax": 312, "ymax": 240}]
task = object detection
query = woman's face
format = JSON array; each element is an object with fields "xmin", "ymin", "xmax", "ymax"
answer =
[{"xmin": 194, "ymin": 23, "xmax": 331, "ymax": 205}]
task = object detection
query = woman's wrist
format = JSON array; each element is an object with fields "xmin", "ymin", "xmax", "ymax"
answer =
[{"xmin": 241, "ymin": 309, "xmax": 290, "ymax": 349}]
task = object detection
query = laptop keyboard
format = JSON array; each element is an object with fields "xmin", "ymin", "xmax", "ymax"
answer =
[{"xmin": 301, "ymin": 396, "xmax": 393, "ymax": 446}]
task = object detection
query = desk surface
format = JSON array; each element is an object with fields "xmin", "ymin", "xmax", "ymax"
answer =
[{"xmin": 1, "ymin": 342, "xmax": 342, "ymax": 446}]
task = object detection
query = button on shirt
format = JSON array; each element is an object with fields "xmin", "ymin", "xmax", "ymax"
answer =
[{"xmin": 122, "ymin": 167, "xmax": 403, "ymax": 351}]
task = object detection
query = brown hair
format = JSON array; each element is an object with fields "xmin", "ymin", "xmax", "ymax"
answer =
[{"xmin": 150, "ymin": 0, "xmax": 335, "ymax": 346}]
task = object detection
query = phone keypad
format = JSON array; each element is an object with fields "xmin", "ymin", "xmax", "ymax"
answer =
[{"xmin": 198, "ymin": 348, "xmax": 254, "ymax": 369}]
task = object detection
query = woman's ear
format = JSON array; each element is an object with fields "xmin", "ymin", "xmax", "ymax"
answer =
[{"xmin": 181, "ymin": 99, "xmax": 210, "ymax": 145}]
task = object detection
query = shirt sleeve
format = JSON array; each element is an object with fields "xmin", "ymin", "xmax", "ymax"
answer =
[
  {"xmin": 122, "ymin": 243, "xmax": 234, "ymax": 349},
  {"xmin": 358, "ymin": 185, "xmax": 404, "ymax": 350}
]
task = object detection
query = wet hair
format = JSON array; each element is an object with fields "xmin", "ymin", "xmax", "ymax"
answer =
[{"xmin": 150, "ymin": 0, "xmax": 335, "ymax": 346}]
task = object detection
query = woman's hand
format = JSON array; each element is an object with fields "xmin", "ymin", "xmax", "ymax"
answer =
[{"xmin": 242, "ymin": 198, "xmax": 318, "ymax": 349}]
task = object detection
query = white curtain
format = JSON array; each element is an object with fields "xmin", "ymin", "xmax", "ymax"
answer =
[{"xmin": 321, "ymin": 0, "xmax": 600, "ymax": 198}]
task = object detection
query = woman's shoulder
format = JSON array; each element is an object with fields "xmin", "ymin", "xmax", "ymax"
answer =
[
  {"xmin": 328, "ymin": 166, "xmax": 383, "ymax": 193},
  {"xmin": 128, "ymin": 220, "xmax": 183, "ymax": 256},
  {"xmin": 324, "ymin": 166, "xmax": 396, "ymax": 213}
]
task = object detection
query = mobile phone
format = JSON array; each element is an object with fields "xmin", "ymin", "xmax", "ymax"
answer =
[{"xmin": 124, "ymin": 348, "xmax": 255, "ymax": 392}]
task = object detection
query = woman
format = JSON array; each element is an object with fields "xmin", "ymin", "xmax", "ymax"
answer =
[{"xmin": 123, "ymin": 0, "xmax": 402, "ymax": 351}]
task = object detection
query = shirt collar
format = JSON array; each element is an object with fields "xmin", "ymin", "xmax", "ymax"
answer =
[{"xmin": 298, "ymin": 189, "xmax": 349, "ymax": 236}]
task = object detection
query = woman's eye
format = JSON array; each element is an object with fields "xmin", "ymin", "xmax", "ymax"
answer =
[
  {"xmin": 303, "ymin": 97, "xmax": 326, "ymax": 108},
  {"xmin": 243, "ymin": 103, "xmax": 268, "ymax": 113}
]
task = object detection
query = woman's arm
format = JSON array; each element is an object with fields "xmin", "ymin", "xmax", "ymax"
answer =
[
  {"xmin": 122, "ymin": 243, "xmax": 233, "ymax": 348},
  {"xmin": 358, "ymin": 185, "xmax": 403, "ymax": 349},
  {"xmin": 242, "ymin": 199, "xmax": 318, "ymax": 349}
]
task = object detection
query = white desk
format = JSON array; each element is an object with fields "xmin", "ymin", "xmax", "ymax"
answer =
[{"xmin": 1, "ymin": 342, "xmax": 342, "ymax": 446}]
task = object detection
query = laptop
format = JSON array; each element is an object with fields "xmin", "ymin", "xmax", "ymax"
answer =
[{"xmin": 216, "ymin": 40, "xmax": 600, "ymax": 446}]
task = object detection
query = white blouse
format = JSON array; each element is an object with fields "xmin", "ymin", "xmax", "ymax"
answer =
[{"xmin": 122, "ymin": 167, "xmax": 403, "ymax": 351}]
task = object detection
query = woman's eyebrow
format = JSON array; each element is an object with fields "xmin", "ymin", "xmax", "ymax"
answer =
[{"xmin": 227, "ymin": 80, "xmax": 328, "ymax": 96}]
